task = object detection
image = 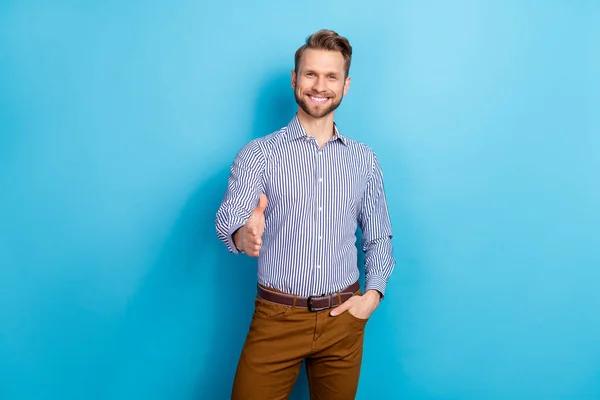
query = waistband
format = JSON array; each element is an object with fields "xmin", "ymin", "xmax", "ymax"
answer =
[{"xmin": 257, "ymin": 281, "xmax": 360, "ymax": 312}]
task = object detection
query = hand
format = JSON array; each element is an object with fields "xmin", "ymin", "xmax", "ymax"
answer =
[
  {"xmin": 233, "ymin": 194, "xmax": 268, "ymax": 257},
  {"xmin": 329, "ymin": 289, "xmax": 381, "ymax": 320}
]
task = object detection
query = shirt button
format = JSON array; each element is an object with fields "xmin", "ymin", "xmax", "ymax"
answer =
[
  {"xmin": 319, "ymin": 207, "xmax": 322, "ymax": 212},
  {"xmin": 318, "ymin": 178, "xmax": 323, "ymax": 183},
  {"xmin": 316, "ymin": 265, "xmax": 321, "ymax": 269},
  {"xmin": 318, "ymin": 236, "xmax": 322, "ymax": 240}
]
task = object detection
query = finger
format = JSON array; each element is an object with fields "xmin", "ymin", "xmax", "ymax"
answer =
[
  {"xmin": 252, "ymin": 193, "xmax": 269, "ymax": 217},
  {"xmin": 247, "ymin": 236, "xmax": 261, "ymax": 245},
  {"xmin": 330, "ymin": 300, "xmax": 352, "ymax": 316},
  {"xmin": 245, "ymin": 243, "xmax": 258, "ymax": 255},
  {"xmin": 255, "ymin": 194, "xmax": 268, "ymax": 214}
]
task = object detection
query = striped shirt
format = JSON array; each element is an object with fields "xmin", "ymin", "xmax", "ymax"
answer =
[{"xmin": 215, "ymin": 114, "xmax": 395, "ymax": 297}]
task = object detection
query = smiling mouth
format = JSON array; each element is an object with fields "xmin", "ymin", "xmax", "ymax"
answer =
[{"xmin": 308, "ymin": 95, "xmax": 330, "ymax": 104}]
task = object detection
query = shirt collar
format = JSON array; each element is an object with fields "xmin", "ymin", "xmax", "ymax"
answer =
[{"xmin": 286, "ymin": 113, "xmax": 349, "ymax": 146}]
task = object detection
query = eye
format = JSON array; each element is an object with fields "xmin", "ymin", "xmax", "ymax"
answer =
[
  {"xmin": 306, "ymin": 72, "xmax": 315, "ymax": 77},
  {"xmin": 329, "ymin": 75, "xmax": 337, "ymax": 80}
]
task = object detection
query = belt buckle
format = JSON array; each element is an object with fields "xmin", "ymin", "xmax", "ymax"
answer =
[{"xmin": 307, "ymin": 295, "xmax": 329, "ymax": 312}]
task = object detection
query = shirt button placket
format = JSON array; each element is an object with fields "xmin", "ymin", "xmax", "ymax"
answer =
[{"xmin": 314, "ymin": 148, "xmax": 324, "ymax": 295}]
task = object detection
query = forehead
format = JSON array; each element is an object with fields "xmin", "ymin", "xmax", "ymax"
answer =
[{"xmin": 298, "ymin": 48, "xmax": 345, "ymax": 73}]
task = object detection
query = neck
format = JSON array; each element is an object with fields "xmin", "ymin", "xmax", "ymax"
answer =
[{"xmin": 297, "ymin": 108, "xmax": 335, "ymax": 148}]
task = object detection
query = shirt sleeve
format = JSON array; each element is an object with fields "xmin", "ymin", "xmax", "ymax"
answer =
[
  {"xmin": 215, "ymin": 140, "xmax": 266, "ymax": 253},
  {"xmin": 358, "ymin": 152, "xmax": 395, "ymax": 298}
]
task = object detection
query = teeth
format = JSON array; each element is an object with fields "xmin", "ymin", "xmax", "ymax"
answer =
[{"xmin": 311, "ymin": 96, "xmax": 328, "ymax": 102}]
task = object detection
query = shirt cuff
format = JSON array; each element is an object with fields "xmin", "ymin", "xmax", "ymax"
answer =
[
  {"xmin": 227, "ymin": 222, "xmax": 245, "ymax": 254},
  {"xmin": 365, "ymin": 275, "xmax": 388, "ymax": 299}
]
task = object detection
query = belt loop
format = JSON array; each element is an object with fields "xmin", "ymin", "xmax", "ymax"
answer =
[
  {"xmin": 337, "ymin": 292, "xmax": 342, "ymax": 306},
  {"xmin": 293, "ymin": 294, "xmax": 297, "ymax": 308}
]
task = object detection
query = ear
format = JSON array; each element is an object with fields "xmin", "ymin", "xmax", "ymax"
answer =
[
  {"xmin": 343, "ymin": 76, "xmax": 351, "ymax": 96},
  {"xmin": 291, "ymin": 70, "xmax": 297, "ymax": 89}
]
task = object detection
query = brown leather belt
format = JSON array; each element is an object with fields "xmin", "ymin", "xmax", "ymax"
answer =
[{"xmin": 257, "ymin": 281, "xmax": 360, "ymax": 312}]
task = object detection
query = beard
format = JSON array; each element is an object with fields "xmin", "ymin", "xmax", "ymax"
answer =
[{"xmin": 294, "ymin": 87, "xmax": 344, "ymax": 119}]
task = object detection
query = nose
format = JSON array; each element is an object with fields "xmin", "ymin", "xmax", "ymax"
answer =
[{"xmin": 313, "ymin": 76, "xmax": 327, "ymax": 93}]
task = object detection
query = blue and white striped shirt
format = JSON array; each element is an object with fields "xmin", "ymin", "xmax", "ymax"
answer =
[{"xmin": 215, "ymin": 114, "xmax": 395, "ymax": 297}]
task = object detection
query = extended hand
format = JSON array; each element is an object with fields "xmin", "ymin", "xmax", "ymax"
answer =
[
  {"xmin": 329, "ymin": 290, "xmax": 381, "ymax": 320},
  {"xmin": 234, "ymin": 194, "xmax": 268, "ymax": 257}
]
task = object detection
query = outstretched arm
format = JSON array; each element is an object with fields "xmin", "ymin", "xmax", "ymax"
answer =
[{"xmin": 215, "ymin": 140, "xmax": 267, "ymax": 255}]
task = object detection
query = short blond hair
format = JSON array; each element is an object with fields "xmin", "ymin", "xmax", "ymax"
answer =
[{"xmin": 294, "ymin": 29, "xmax": 353, "ymax": 77}]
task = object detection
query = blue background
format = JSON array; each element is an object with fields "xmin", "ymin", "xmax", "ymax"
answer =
[{"xmin": 1, "ymin": 1, "xmax": 599, "ymax": 399}]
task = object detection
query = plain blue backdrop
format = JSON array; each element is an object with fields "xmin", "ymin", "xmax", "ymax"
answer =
[{"xmin": 1, "ymin": 1, "xmax": 599, "ymax": 399}]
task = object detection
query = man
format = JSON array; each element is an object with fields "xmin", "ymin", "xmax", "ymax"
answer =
[{"xmin": 215, "ymin": 29, "xmax": 395, "ymax": 400}]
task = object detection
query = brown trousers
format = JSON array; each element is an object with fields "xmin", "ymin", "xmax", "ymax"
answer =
[{"xmin": 231, "ymin": 288, "xmax": 368, "ymax": 400}]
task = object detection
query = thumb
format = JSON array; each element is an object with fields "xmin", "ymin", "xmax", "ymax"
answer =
[
  {"xmin": 330, "ymin": 300, "xmax": 352, "ymax": 317},
  {"xmin": 254, "ymin": 193, "xmax": 268, "ymax": 215}
]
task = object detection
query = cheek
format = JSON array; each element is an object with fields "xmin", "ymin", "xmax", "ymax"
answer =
[{"xmin": 296, "ymin": 81, "xmax": 310, "ymax": 92}]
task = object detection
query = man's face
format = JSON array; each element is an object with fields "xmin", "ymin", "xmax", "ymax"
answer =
[{"xmin": 292, "ymin": 49, "xmax": 350, "ymax": 119}]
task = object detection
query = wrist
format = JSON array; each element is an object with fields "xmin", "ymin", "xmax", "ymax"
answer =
[
  {"xmin": 233, "ymin": 227, "xmax": 245, "ymax": 253},
  {"xmin": 364, "ymin": 289, "xmax": 382, "ymax": 305}
]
